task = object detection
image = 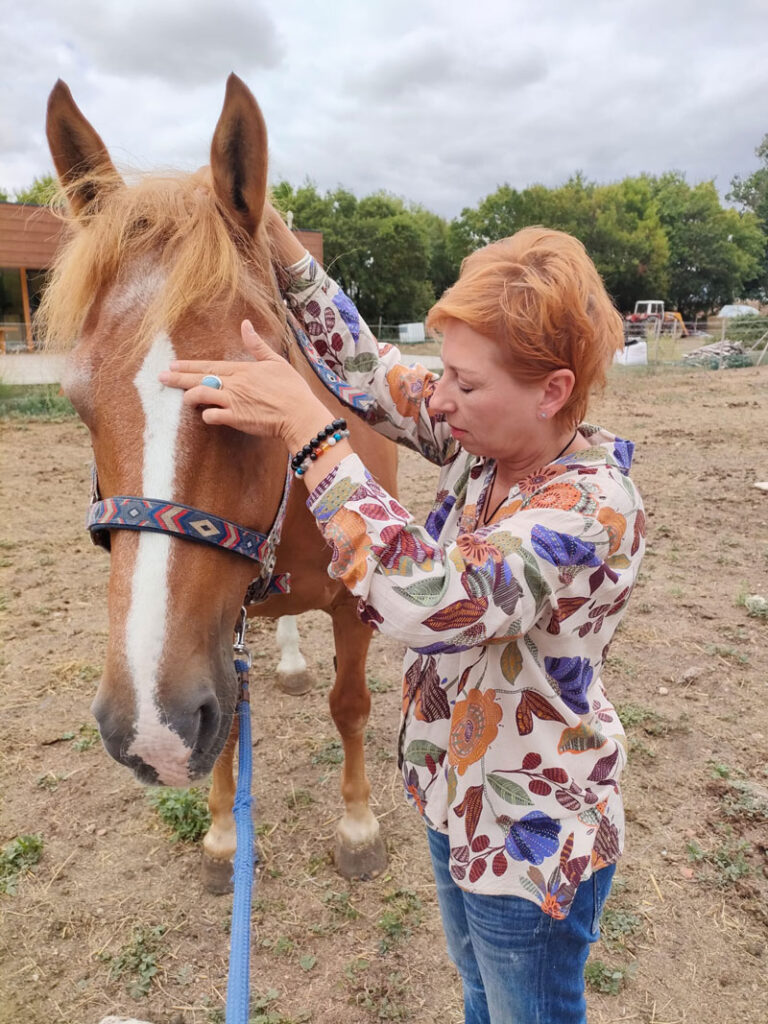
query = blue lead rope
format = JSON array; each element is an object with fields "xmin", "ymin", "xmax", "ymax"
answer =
[{"xmin": 226, "ymin": 628, "xmax": 258, "ymax": 1024}]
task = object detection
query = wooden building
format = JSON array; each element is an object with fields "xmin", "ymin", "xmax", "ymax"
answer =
[{"xmin": 0, "ymin": 202, "xmax": 323, "ymax": 352}]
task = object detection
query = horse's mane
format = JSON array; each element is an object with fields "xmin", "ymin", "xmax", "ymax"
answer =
[{"xmin": 38, "ymin": 168, "xmax": 286, "ymax": 353}]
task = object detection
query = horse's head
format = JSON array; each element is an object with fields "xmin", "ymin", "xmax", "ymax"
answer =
[{"xmin": 43, "ymin": 75, "xmax": 288, "ymax": 786}]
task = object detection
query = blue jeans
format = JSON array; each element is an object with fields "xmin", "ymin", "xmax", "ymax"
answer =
[{"xmin": 427, "ymin": 827, "xmax": 615, "ymax": 1024}]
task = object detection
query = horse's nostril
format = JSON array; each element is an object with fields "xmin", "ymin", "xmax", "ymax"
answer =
[
  {"xmin": 196, "ymin": 694, "xmax": 221, "ymax": 752},
  {"xmin": 169, "ymin": 693, "xmax": 221, "ymax": 754}
]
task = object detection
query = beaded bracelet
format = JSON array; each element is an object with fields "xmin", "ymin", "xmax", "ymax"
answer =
[{"xmin": 291, "ymin": 419, "xmax": 349, "ymax": 478}]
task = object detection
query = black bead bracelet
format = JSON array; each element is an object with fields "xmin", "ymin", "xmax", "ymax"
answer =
[{"xmin": 291, "ymin": 419, "xmax": 349, "ymax": 477}]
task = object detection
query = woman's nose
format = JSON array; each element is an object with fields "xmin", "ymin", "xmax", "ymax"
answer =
[{"xmin": 429, "ymin": 375, "xmax": 453, "ymax": 414}]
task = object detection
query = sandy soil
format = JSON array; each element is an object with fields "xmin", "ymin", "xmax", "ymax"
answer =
[{"xmin": 1, "ymin": 364, "xmax": 767, "ymax": 1024}]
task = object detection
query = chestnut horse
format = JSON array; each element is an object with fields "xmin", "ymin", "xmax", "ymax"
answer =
[{"xmin": 42, "ymin": 75, "xmax": 396, "ymax": 889}]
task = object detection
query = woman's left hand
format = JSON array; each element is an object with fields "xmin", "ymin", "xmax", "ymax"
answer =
[{"xmin": 158, "ymin": 320, "xmax": 331, "ymax": 445}]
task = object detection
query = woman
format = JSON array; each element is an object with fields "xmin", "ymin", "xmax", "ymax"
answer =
[{"xmin": 160, "ymin": 218, "xmax": 645, "ymax": 1024}]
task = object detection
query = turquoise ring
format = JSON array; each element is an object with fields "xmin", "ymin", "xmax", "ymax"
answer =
[{"xmin": 201, "ymin": 374, "xmax": 223, "ymax": 390}]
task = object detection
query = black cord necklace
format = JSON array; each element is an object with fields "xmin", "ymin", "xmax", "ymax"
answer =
[{"xmin": 481, "ymin": 428, "xmax": 579, "ymax": 526}]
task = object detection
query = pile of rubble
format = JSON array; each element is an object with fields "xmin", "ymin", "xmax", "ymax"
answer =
[{"xmin": 682, "ymin": 339, "xmax": 752, "ymax": 369}]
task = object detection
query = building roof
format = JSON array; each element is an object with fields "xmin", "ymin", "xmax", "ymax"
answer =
[{"xmin": 0, "ymin": 201, "xmax": 322, "ymax": 268}]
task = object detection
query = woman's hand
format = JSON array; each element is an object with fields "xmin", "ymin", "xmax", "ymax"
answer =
[{"xmin": 158, "ymin": 320, "xmax": 332, "ymax": 447}]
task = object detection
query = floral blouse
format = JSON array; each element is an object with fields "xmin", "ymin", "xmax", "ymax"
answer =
[{"xmin": 285, "ymin": 253, "xmax": 646, "ymax": 918}]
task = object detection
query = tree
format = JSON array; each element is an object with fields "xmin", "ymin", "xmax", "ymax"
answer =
[
  {"xmin": 651, "ymin": 173, "xmax": 764, "ymax": 317},
  {"xmin": 272, "ymin": 181, "xmax": 440, "ymax": 324},
  {"xmin": 728, "ymin": 135, "xmax": 768, "ymax": 296},
  {"xmin": 13, "ymin": 173, "xmax": 59, "ymax": 205},
  {"xmin": 449, "ymin": 175, "xmax": 669, "ymax": 311},
  {"xmin": 728, "ymin": 135, "xmax": 768, "ymax": 231},
  {"xmin": 580, "ymin": 178, "xmax": 669, "ymax": 311},
  {"xmin": 408, "ymin": 206, "xmax": 460, "ymax": 300}
]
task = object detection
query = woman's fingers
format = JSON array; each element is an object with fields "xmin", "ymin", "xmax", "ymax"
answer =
[
  {"xmin": 201, "ymin": 406, "xmax": 231, "ymax": 426},
  {"xmin": 158, "ymin": 369, "xmax": 228, "ymax": 390},
  {"xmin": 241, "ymin": 320, "xmax": 282, "ymax": 359},
  {"xmin": 164, "ymin": 361, "xmax": 237, "ymax": 376},
  {"xmin": 181, "ymin": 385, "xmax": 228, "ymax": 408}
]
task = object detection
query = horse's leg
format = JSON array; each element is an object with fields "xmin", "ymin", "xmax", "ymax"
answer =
[
  {"xmin": 275, "ymin": 614, "xmax": 314, "ymax": 696},
  {"xmin": 201, "ymin": 713, "xmax": 239, "ymax": 893},
  {"xmin": 329, "ymin": 600, "xmax": 388, "ymax": 879}
]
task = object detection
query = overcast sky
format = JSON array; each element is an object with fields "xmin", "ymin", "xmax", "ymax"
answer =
[{"xmin": 2, "ymin": 0, "xmax": 768, "ymax": 218}]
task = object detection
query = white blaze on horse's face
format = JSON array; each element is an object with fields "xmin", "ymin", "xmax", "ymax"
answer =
[{"xmin": 124, "ymin": 331, "xmax": 192, "ymax": 786}]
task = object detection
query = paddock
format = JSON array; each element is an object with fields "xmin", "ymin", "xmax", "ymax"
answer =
[{"xmin": 1, "ymin": 364, "xmax": 767, "ymax": 1024}]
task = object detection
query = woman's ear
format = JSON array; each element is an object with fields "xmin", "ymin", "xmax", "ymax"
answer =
[{"xmin": 539, "ymin": 369, "xmax": 575, "ymax": 419}]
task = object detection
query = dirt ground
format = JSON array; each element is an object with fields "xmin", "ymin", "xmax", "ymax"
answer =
[{"xmin": 1, "ymin": 364, "xmax": 767, "ymax": 1024}]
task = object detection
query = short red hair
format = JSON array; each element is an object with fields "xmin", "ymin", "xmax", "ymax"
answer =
[{"xmin": 426, "ymin": 227, "xmax": 624, "ymax": 426}]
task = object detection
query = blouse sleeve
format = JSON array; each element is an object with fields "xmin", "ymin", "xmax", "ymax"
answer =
[
  {"xmin": 306, "ymin": 453, "xmax": 638, "ymax": 654},
  {"xmin": 284, "ymin": 251, "xmax": 453, "ymax": 465}
]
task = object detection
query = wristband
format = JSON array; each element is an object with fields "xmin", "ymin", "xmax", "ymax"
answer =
[{"xmin": 291, "ymin": 419, "xmax": 349, "ymax": 478}]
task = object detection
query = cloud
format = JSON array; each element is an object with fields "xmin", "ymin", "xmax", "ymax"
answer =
[
  {"xmin": 3, "ymin": 0, "xmax": 768, "ymax": 217},
  {"xmin": 68, "ymin": 0, "xmax": 283, "ymax": 84},
  {"xmin": 15, "ymin": 0, "xmax": 283, "ymax": 88}
]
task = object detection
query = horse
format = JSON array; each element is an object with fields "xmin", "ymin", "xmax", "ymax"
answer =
[{"xmin": 41, "ymin": 74, "xmax": 397, "ymax": 891}]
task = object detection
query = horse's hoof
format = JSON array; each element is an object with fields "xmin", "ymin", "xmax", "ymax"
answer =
[
  {"xmin": 201, "ymin": 852, "xmax": 234, "ymax": 894},
  {"xmin": 334, "ymin": 833, "xmax": 388, "ymax": 881},
  {"xmin": 277, "ymin": 669, "xmax": 314, "ymax": 696}
]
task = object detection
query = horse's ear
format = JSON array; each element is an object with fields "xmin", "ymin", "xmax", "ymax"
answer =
[
  {"xmin": 46, "ymin": 80, "xmax": 122, "ymax": 215},
  {"xmin": 210, "ymin": 74, "xmax": 268, "ymax": 238}
]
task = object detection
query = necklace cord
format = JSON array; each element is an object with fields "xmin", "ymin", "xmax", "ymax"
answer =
[{"xmin": 481, "ymin": 428, "xmax": 579, "ymax": 526}]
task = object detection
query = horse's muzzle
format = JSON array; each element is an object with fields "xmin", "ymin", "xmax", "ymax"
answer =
[{"xmin": 92, "ymin": 685, "xmax": 228, "ymax": 786}]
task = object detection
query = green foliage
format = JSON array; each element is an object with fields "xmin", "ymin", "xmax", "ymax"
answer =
[
  {"xmin": 686, "ymin": 835, "xmax": 752, "ymax": 885},
  {"xmin": 147, "ymin": 787, "xmax": 211, "ymax": 843},
  {"xmin": 286, "ymin": 787, "xmax": 315, "ymax": 809},
  {"xmin": 7, "ymin": 151, "xmax": 768, "ymax": 328},
  {"xmin": 600, "ymin": 907, "xmax": 644, "ymax": 951},
  {"xmin": 273, "ymin": 164, "xmax": 768, "ymax": 325},
  {"xmin": 68, "ymin": 723, "xmax": 99, "ymax": 751},
  {"xmin": 249, "ymin": 988, "xmax": 311, "ymax": 1024},
  {"xmin": 272, "ymin": 182, "xmax": 447, "ymax": 324},
  {"xmin": 729, "ymin": 133, "xmax": 768, "ymax": 294},
  {"xmin": 377, "ymin": 888, "xmax": 422, "ymax": 952},
  {"xmin": 311, "ymin": 738, "xmax": 344, "ymax": 765},
  {"xmin": 584, "ymin": 958, "xmax": 634, "ymax": 995},
  {"xmin": 12, "ymin": 173, "xmax": 59, "ymax": 206},
  {"xmin": 615, "ymin": 703, "xmax": 669, "ymax": 735},
  {"xmin": 454, "ymin": 169, "xmax": 763, "ymax": 317},
  {"xmin": 722, "ymin": 314, "xmax": 768, "ymax": 346},
  {"xmin": 261, "ymin": 935, "xmax": 294, "ymax": 955},
  {"xmin": 450, "ymin": 173, "xmax": 669, "ymax": 311},
  {"xmin": 343, "ymin": 962, "xmax": 409, "ymax": 1020},
  {"xmin": 322, "ymin": 889, "xmax": 360, "ymax": 919},
  {"xmin": 103, "ymin": 924, "xmax": 166, "ymax": 998},
  {"xmin": 736, "ymin": 587, "xmax": 768, "ymax": 618},
  {"xmin": 0, "ymin": 834, "xmax": 43, "ymax": 894},
  {"xmin": 719, "ymin": 782, "xmax": 768, "ymax": 823},
  {"xmin": 651, "ymin": 172, "xmax": 764, "ymax": 317},
  {"xmin": 729, "ymin": 134, "xmax": 768, "ymax": 230},
  {"xmin": 0, "ymin": 383, "xmax": 76, "ymax": 420},
  {"xmin": 37, "ymin": 772, "xmax": 64, "ymax": 791}
]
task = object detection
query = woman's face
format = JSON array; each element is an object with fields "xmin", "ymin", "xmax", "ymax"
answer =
[{"xmin": 430, "ymin": 319, "xmax": 545, "ymax": 462}]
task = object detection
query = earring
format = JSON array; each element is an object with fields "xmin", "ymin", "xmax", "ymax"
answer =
[{"xmin": 538, "ymin": 411, "xmax": 547, "ymax": 420}]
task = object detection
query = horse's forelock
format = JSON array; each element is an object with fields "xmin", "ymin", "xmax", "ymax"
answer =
[{"xmin": 38, "ymin": 168, "xmax": 285, "ymax": 355}]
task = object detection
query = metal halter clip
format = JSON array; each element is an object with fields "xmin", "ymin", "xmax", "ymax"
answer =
[{"xmin": 233, "ymin": 606, "xmax": 251, "ymax": 669}]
